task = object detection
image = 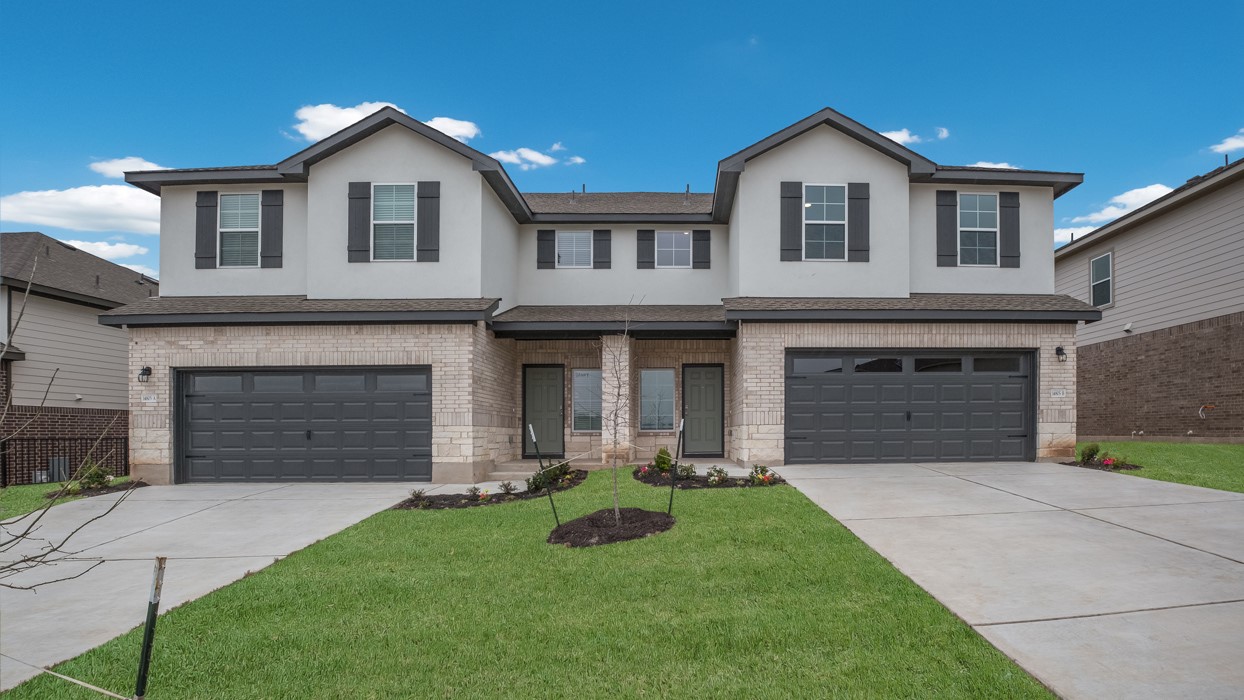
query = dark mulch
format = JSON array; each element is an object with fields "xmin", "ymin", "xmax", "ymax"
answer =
[
  {"xmin": 391, "ymin": 470, "xmax": 588, "ymax": 510},
  {"xmin": 1061, "ymin": 461, "xmax": 1143, "ymax": 472},
  {"xmin": 547, "ymin": 507, "xmax": 675, "ymax": 548},
  {"xmin": 632, "ymin": 470, "xmax": 785, "ymax": 490},
  {"xmin": 44, "ymin": 480, "xmax": 148, "ymax": 500}
]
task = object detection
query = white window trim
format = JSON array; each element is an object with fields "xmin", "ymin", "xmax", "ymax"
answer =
[
  {"xmin": 217, "ymin": 192, "xmax": 261, "ymax": 269},
  {"xmin": 370, "ymin": 183, "xmax": 417, "ymax": 262},
  {"xmin": 638, "ymin": 368, "xmax": 677, "ymax": 433},
  {"xmin": 571, "ymin": 369, "xmax": 603, "ymax": 433},
  {"xmin": 957, "ymin": 192, "xmax": 1000, "ymax": 268},
  {"xmin": 802, "ymin": 183, "xmax": 848, "ymax": 262},
  {"xmin": 1090, "ymin": 251, "xmax": 1114, "ymax": 308},
  {"xmin": 555, "ymin": 230, "xmax": 593, "ymax": 269},
  {"xmin": 655, "ymin": 230, "xmax": 693, "ymax": 269}
]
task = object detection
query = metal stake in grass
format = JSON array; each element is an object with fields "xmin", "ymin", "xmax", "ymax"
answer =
[
  {"xmin": 529, "ymin": 424, "xmax": 560, "ymax": 527},
  {"xmin": 134, "ymin": 556, "xmax": 167, "ymax": 700},
  {"xmin": 668, "ymin": 419, "xmax": 684, "ymax": 515}
]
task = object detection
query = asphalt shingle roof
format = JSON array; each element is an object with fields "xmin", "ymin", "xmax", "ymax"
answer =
[
  {"xmin": 723, "ymin": 294, "xmax": 1097, "ymax": 313},
  {"xmin": 1, "ymin": 232, "xmax": 158, "ymax": 307},
  {"xmin": 99, "ymin": 295, "xmax": 499, "ymax": 317},
  {"xmin": 492, "ymin": 305, "xmax": 726, "ymax": 323},
  {"xmin": 524, "ymin": 192, "xmax": 714, "ymax": 215}
]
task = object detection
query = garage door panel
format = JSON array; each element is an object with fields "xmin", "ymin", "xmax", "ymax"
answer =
[
  {"xmin": 939, "ymin": 384, "xmax": 967, "ymax": 402},
  {"xmin": 910, "ymin": 384, "xmax": 937, "ymax": 403},
  {"xmin": 217, "ymin": 403, "xmax": 247, "ymax": 422},
  {"xmin": 340, "ymin": 402, "xmax": 370, "ymax": 421},
  {"xmin": 879, "ymin": 385, "xmax": 908, "ymax": 403},
  {"xmin": 850, "ymin": 413, "xmax": 878, "ymax": 431},
  {"xmin": 850, "ymin": 385, "xmax": 878, "ymax": 402},
  {"xmin": 879, "ymin": 412, "xmax": 907, "ymax": 431}
]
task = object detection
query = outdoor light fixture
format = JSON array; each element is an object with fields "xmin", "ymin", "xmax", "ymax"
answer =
[
  {"xmin": 1055, "ymin": 347, "xmax": 1068, "ymax": 362},
  {"xmin": 138, "ymin": 366, "xmax": 152, "ymax": 383}
]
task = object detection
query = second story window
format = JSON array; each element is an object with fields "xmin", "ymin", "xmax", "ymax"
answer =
[
  {"xmin": 803, "ymin": 185, "xmax": 847, "ymax": 260},
  {"xmin": 372, "ymin": 184, "xmax": 416, "ymax": 261},
  {"xmin": 1090, "ymin": 251, "xmax": 1113, "ymax": 307},
  {"xmin": 656, "ymin": 231, "xmax": 692, "ymax": 268},
  {"xmin": 218, "ymin": 193, "xmax": 260, "ymax": 267},
  {"xmin": 557, "ymin": 231, "xmax": 592, "ymax": 268},
  {"xmin": 959, "ymin": 194, "xmax": 998, "ymax": 266}
]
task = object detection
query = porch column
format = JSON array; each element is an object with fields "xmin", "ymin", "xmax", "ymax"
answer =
[{"xmin": 599, "ymin": 333, "xmax": 633, "ymax": 463}]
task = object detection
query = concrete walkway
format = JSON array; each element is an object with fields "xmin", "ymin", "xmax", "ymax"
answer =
[
  {"xmin": 0, "ymin": 481, "xmax": 471, "ymax": 691},
  {"xmin": 779, "ymin": 462, "xmax": 1244, "ymax": 699}
]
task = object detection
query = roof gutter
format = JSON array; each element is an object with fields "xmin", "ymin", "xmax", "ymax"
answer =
[{"xmin": 725, "ymin": 308, "xmax": 1101, "ymax": 323}]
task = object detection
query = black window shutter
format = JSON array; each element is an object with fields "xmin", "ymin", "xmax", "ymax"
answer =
[
  {"xmin": 936, "ymin": 190, "xmax": 958, "ymax": 267},
  {"xmin": 692, "ymin": 230, "xmax": 711, "ymax": 269},
  {"xmin": 347, "ymin": 182, "xmax": 371, "ymax": 262},
  {"xmin": 536, "ymin": 230, "xmax": 555, "ymax": 269},
  {"xmin": 417, "ymin": 181, "xmax": 440, "ymax": 262},
  {"xmin": 780, "ymin": 181, "xmax": 803, "ymax": 261},
  {"xmin": 637, "ymin": 230, "xmax": 655, "ymax": 269},
  {"xmin": 593, "ymin": 230, "xmax": 611, "ymax": 269},
  {"xmin": 260, "ymin": 190, "xmax": 283, "ymax": 268},
  {"xmin": 195, "ymin": 191, "xmax": 218, "ymax": 269},
  {"xmin": 846, "ymin": 183, "xmax": 870, "ymax": 262},
  {"xmin": 999, "ymin": 192, "xmax": 1020, "ymax": 268}
]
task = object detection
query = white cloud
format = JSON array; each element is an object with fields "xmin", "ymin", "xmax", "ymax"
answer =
[
  {"xmin": 1054, "ymin": 226, "xmax": 1096, "ymax": 244},
  {"xmin": 291, "ymin": 102, "xmax": 481, "ymax": 143},
  {"xmin": 490, "ymin": 147, "xmax": 559, "ymax": 170},
  {"xmin": 89, "ymin": 156, "xmax": 164, "ymax": 178},
  {"xmin": 549, "ymin": 142, "xmax": 566, "ymax": 152},
  {"xmin": 968, "ymin": 161, "xmax": 1020, "ymax": 169},
  {"xmin": 61, "ymin": 239, "xmax": 149, "ymax": 260},
  {"xmin": 565, "ymin": 155, "xmax": 586, "ymax": 165},
  {"xmin": 1071, "ymin": 184, "xmax": 1174, "ymax": 224},
  {"xmin": 936, "ymin": 127, "xmax": 950, "ymax": 140},
  {"xmin": 0, "ymin": 185, "xmax": 159, "ymax": 234},
  {"xmin": 881, "ymin": 128, "xmax": 921, "ymax": 145},
  {"xmin": 424, "ymin": 116, "xmax": 481, "ymax": 142},
  {"xmin": 122, "ymin": 263, "xmax": 159, "ymax": 278},
  {"xmin": 1209, "ymin": 128, "xmax": 1244, "ymax": 154}
]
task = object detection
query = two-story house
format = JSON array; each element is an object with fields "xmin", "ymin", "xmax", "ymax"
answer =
[
  {"xmin": 103, "ymin": 107, "xmax": 1098, "ymax": 484},
  {"xmin": 1055, "ymin": 158, "xmax": 1243, "ymax": 440}
]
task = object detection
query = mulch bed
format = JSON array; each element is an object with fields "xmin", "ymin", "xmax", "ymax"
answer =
[
  {"xmin": 44, "ymin": 480, "xmax": 148, "ymax": 500},
  {"xmin": 632, "ymin": 470, "xmax": 786, "ymax": 490},
  {"xmin": 1061, "ymin": 461, "xmax": 1143, "ymax": 472},
  {"xmin": 391, "ymin": 469, "xmax": 588, "ymax": 510},
  {"xmin": 547, "ymin": 507, "xmax": 675, "ymax": 547}
]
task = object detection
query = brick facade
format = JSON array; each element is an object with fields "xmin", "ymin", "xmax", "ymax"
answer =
[{"xmin": 1078, "ymin": 311, "xmax": 1244, "ymax": 439}]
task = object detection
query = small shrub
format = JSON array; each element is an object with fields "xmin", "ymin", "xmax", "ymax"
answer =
[
  {"xmin": 410, "ymin": 488, "xmax": 426, "ymax": 500},
  {"xmin": 526, "ymin": 460, "xmax": 571, "ymax": 492},
  {"xmin": 749, "ymin": 464, "xmax": 777, "ymax": 486},
  {"xmin": 65, "ymin": 481, "xmax": 83, "ymax": 495},
  {"xmin": 676, "ymin": 462, "xmax": 697, "ymax": 479},
  {"xmin": 653, "ymin": 448, "xmax": 673, "ymax": 473},
  {"xmin": 706, "ymin": 466, "xmax": 729, "ymax": 485},
  {"xmin": 1080, "ymin": 443, "xmax": 1101, "ymax": 464},
  {"xmin": 499, "ymin": 481, "xmax": 518, "ymax": 495},
  {"xmin": 478, "ymin": 489, "xmax": 491, "ymax": 502},
  {"xmin": 76, "ymin": 460, "xmax": 113, "ymax": 490},
  {"xmin": 465, "ymin": 486, "xmax": 481, "ymax": 499}
]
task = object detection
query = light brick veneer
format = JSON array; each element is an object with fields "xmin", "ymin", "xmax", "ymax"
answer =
[{"xmin": 729, "ymin": 321, "xmax": 1079, "ymax": 464}]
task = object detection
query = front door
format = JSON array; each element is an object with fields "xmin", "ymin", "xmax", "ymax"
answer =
[
  {"xmin": 523, "ymin": 365, "xmax": 565, "ymax": 457},
  {"xmin": 683, "ymin": 365, "xmax": 724, "ymax": 457}
]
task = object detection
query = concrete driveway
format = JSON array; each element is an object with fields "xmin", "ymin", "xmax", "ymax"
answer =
[
  {"xmin": 0, "ymin": 481, "xmax": 454, "ymax": 691},
  {"xmin": 780, "ymin": 462, "xmax": 1244, "ymax": 699}
]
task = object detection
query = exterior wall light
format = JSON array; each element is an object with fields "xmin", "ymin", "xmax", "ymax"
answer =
[
  {"xmin": 1055, "ymin": 347, "xmax": 1068, "ymax": 362},
  {"xmin": 138, "ymin": 366, "xmax": 153, "ymax": 383}
]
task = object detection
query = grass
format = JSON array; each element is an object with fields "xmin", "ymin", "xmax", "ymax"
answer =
[
  {"xmin": 1079, "ymin": 441, "xmax": 1244, "ymax": 494},
  {"xmin": 4, "ymin": 471, "xmax": 1048, "ymax": 699},
  {"xmin": 0, "ymin": 478, "xmax": 132, "ymax": 521}
]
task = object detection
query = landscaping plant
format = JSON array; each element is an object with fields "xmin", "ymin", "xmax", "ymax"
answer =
[
  {"xmin": 749, "ymin": 464, "xmax": 777, "ymax": 486},
  {"xmin": 706, "ymin": 466, "xmax": 729, "ymax": 485}
]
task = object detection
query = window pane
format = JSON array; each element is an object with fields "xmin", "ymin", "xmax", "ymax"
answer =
[
  {"xmin": 915, "ymin": 358, "xmax": 962, "ymax": 373},
  {"xmin": 959, "ymin": 194, "xmax": 977, "ymax": 211},
  {"xmin": 673, "ymin": 247, "xmax": 691, "ymax": 267},
  {"xmin": 973, "ymin": 357, "xmax": 1020, "ymax": 373},
  {"xmin": 572, "ymin": 369, "xmax": 602, "ymax": 431},
  {"xmin": 315, "ymin": 374, "xmax": 366, "ymax": 392},
  {"xmin": 373, "ymin": 223, "xmax": 415, "ymax": 260},
  {"xmin": 977, "ymin": 245, "xmax": 997, "ymax": 265},
  {"xmin": 805, "ymin": 185, "xmax": 845, "ymax": 222},
  {"xmin": 557, "ymin": 231, "xmax": 591, "ymax": 267},
  {"xmin": 195, "ymin": 375, "xmax": 242, "ymax": 393},
  {"xmin": 1091, "ymin": 254, "xmax": 1111, "ymax": 283},
  {"xmin": 373, "ymin": 185, "xmax": 415, "ymax": 222},
  {"xmin": 220, "ymin": 231, "xmax": 259, "ymax": 266},
  {"xmin": 1092, "ymin": 279, "xmax": 1112, "ymax": 307},
  {"xmin": 252, "ymin": 374, "xmax": 304, "ymax": 393},
  {"xmin": 977, "ymin": 195, "xmax": 997, "ymax": 213},
  {"xmin": 854, "ymin": 357, "xmax": 902, "ymax": 372},
  {"xmin": 805, "ymin": 223, "xmax": 845, "ymax": 259},
  {"xmin": 805, "ymin": 203, "xmax": 826, "ymax": 221},
  {"xmin": 978, "ymin": 211, "xmax": 997, "ymax": 228},
  {"xmin": 219, "ymin": 194, "xmax": 259, "ymax": 230},
  {"xmin": 376, "ymin": 374, "xmax": 428, "ymax": 392},
  {"xmin": 639, "ymin": 369, "xmax": 675, "ymax": 431},
  {"xmin": 791, "ymin": 357, "xmax": 843, "ymax": 374}
]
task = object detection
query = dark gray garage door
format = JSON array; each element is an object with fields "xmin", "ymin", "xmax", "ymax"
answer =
[
  {"xmin": 180, "ymin": 368, "xmax": 432, "ymax": 482},
  {"xmin": 785, "ymin": 352, "xmax": 1033, "ymax": 463}
]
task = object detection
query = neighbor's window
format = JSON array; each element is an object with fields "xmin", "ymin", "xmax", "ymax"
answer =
[
  {"xmin": 556, "ymin": 231, "xmax": 592, "ymax": 268},
  {"xmin": 1090, "ymin": 252, "xmax": 1113, "ymax": 307},
  {"xmin": 218, "ymin": 193, "xmax": 260, "ymax": 267},
  {"xmin": 959, "ymin": 193, "xmax": 998, "ymax": 266},
  {"xmin": 803, "ymin": 184, "xmax": 847, "ymax": 260},
  {"xmin": 639, "ymin": 369, "xmax": 675, "ymax": 431},
  {"xmin": 656, "ymin": 231, "xmax": 692, "ymax": 268},
  {"xmin": 572, "ymin": 369, "xmax": 602, "ymax": 431},
  {"xmin": 372, "ymin": 184, "xmax": 416, "ymax": 260}
]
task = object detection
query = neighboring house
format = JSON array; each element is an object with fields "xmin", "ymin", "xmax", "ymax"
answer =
[
  {"xmin": 1055, "ymin": 159, "xmax": 1244, "ymax": 440},
  {"xmin": 103, "ymin": 106, "xmax": 1098, "ymax": 485},
  {"xmin": 1, "ymin": 231, "xmax": 159, "ymax": 484}
]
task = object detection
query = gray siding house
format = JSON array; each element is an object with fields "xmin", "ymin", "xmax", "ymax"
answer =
[
  {"xmin": 103, "ymin": 107, "xmax": 1098, "ymax": 485},
  {"xmin": 1055, "ymin": 159, "xmax": 1244, "ymax": 440}
]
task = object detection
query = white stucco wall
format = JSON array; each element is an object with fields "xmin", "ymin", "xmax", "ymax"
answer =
[
  {"xmin": 730, "ymin": 124, "xmax": 912, "ymax": 298},
  {"xmin": 481, "ymin": 182, "xmax": 520, "ymax": 311},
  {"xmin": 909, "ymin": 184, "xmax": 1056, "ymax": 294}
]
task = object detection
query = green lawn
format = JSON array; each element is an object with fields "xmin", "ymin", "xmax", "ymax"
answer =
[
  {"xmin": 3, "ymin": 472, "xmax": 1047, "ymax": 699},
  {"xmin": 1081, "ymin": 442, "xmax": 1244, "ymax": 494},
  {"xmin": 0, "ymin": 478, "xmax": 131, "ymax": 521}
]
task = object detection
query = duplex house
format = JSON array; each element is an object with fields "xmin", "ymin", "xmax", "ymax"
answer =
[
  {"xmin": 103, "ymin": 107, "xmax": 1098, "ymax": 484},
  {"xmin": 1055, "ymin": 159, "xmax": 1243, "ymax": 440}
]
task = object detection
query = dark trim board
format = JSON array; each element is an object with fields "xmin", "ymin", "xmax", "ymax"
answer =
[
  {"xmin": 726, "ymin": 309, "xmax": 1101, "ymax": 323},
  {"xmin": 681, "ymin": 363, "xmax": 725, "ymax": 458},
  {"xmin": 491, "ymin": 321, "xmax": 737, "ymax": 340},
  {"xmin": 102, "ymin": 309, "xmax": 494, "ymax": 327}
]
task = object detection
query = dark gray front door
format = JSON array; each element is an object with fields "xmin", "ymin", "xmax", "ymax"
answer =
[
  {"xmin": 524, "ymin": 365, "xmax": 564, "ymax": 457},
  {"xmin": 785, "ymin": 352, "xmax": 1033, "ymax": 463},
  {"xmin": 683, "ymin": 365, "xmax": 724, "ymax": 456},
  {"xmin": 181, "ymin": 368, "xmax": 432, "ymax": 482}
]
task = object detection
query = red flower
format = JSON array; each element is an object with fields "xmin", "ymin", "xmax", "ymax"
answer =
[{"xmin": 1102, "ymin": 458, "xmax": 1115, "ymax": 466}]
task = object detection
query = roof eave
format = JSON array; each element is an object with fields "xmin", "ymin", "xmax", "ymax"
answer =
[
  {"xmin": 528, "ymin": 213, "xmax": 715, "ymax": 224},
  {"xmin": 489, "ymin": 320, "xmax": 737, "ymax": 340},
  {"xmin": 727, "ymin": 308, "xmax": 1101, "ymax": 323},
  {"xmin": 99, "ymin": 308, "xmax": 494, "ymax": 328},
  {"xmin": 124, "ymin": 169, "xmax": 288, "ymax": 195},
  {"xmin": 920, "ymin": 169, "xmax": 1085, "ymax": 199}
]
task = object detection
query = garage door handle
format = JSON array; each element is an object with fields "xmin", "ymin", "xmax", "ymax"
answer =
[
  {"xmin": 305, "ymin": 430, "xmax": 312, "ymax": 440},
  {"xmin": 906, "ymin": 411, "xmax": 912, "ymax": 421},
  {"xmin": 1007, "ymin": 434, "xmax": 1029, "ymax": 438}
]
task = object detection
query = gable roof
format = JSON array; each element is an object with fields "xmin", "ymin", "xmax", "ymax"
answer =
[
  {"xmin": 525, "ymin": 192, "xmax": 713, "ymax": 215},
  {"xmin": 1, "ymin": 231, "xmax": 159, "ymax": 308},
  {"xmin": 1055, "ymin": 158, "xmax": 1244, "ymax": 259}
]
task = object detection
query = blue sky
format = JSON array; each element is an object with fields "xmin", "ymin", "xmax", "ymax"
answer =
[{"xmin": 2, "ymin": 1, "xmax": 1241, "ymax": 279}]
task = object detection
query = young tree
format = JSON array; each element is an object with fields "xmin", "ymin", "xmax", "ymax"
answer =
[{"xmin": 599, "ymin": 316, "xmax": 632, "ymax": 526}]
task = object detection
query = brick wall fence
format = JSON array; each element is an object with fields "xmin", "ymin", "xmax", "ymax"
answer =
[{"xmin": 1078, "ymin": 311, "xmax": 1244, "ymax": 439}]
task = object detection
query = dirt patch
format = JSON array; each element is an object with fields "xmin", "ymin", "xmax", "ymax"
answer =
[
  {"xmin": 547, "ymin": 507, "xmax": 675, "ymax": 548},
  {"xmin": 391, "ymin": 470, "xmax": 588, "ymax": 510},
  {"xmin": 44, "ymin": 480, "xmax": 148, "ymax": 500},
  {"xmin": 632, "ymin": 470, "xmax": 785, "ymax": 490},
  {"xmin": 1061, "ymin": 461, "xmax": 1143, "ymax": 472}
]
